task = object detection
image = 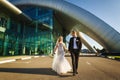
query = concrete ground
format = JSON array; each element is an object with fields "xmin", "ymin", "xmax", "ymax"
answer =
[{"xmin": 0, "ymin": 56, "xmax": 120, "ymax": 80}]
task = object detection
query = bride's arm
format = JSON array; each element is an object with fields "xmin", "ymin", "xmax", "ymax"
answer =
[
  {"xmin": 54, "ymin": 43, "xmax": 58, "ymax": 54},
  {"xmin": 63, "ymin": 43, "xmax": 68, "ymax": 52}
]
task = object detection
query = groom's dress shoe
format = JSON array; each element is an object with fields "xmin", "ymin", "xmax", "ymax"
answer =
[
  {"xmin": 76, "ymin": 72, "xmax": 78, "ymax": 74},
  {"xmin": 73, "ymin": 73, "xmax": 76, "ymax": 76}
]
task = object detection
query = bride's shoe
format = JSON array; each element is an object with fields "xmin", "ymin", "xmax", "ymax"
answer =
[
  {"xmin": 58, "ymin": 72, "xmax": 66, "ymax": 75},
  {"xmin": 58, "ymin": 73, "xmax": 63, "ymax": 75}
]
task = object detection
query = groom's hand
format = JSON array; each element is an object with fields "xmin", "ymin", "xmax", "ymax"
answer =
[{"xmin": 68, "ymin": 50, "xmax": 70, "ymax": 54}]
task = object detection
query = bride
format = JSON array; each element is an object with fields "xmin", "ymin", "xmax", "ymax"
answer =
[{"xmin": 52, "ymin": 36, "xmax": 71, "ymax": 75}]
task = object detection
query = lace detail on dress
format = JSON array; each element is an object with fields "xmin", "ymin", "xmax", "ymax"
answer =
[{"xmin": 52, "ymin": 42, "xmax": 71, "ymax": 74}]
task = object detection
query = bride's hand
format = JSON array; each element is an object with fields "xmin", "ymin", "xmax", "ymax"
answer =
[
  {"xmin": 64, "ymin": 49, "xmax": 68, "ymax": 53},
  {"xmin": 53, "ymin": 51, "xmax": 55, "ymax": 54}
]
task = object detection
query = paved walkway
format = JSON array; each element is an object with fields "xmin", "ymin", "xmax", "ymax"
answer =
[
  {"xmin": 0, "ymin": 53, "xmax": 96, "ymax": 64},
  {"xmin": 0, "ymin": 55, "xmax": 40, "ymax": 64},
  {"xmin": 0, "ymin": 56, "xmax": 120, "ymax": 80}
]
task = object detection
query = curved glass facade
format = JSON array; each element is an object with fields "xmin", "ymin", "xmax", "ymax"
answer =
[
  {"xmin": 0, "ymin": 6, "xmax": 54, "ymax": 56},
  {"xmin": 20, "ymin": 6, "xmax": 54, "ymax": 55}
]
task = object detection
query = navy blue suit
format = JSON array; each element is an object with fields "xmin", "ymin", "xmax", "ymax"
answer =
[{"xmin": 69, "ymin": 37, "xmax": 82, "ymax": 74}]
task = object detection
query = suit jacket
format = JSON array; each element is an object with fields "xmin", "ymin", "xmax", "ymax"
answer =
[{"xmin": 68, "ymin": 37, "xmax": 82, "ymax": 52}]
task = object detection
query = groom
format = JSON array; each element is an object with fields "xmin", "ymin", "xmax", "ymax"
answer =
[{"xmin": 68, "ymin": 30, "xmax": 82, "ymax": 76}]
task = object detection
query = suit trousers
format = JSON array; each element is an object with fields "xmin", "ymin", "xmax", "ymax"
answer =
[{"xmin": 70, "ymin": 49, "xmax": 80, "ymax": 73}]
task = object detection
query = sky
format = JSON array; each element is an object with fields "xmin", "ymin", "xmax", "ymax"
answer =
[
  {"xmin": 65, "ymin": 0, "xmax": 120, "ymax": 49},
  {"xmin": 65, "ymin": 0, "xmax": 120, "ymax": 33}
]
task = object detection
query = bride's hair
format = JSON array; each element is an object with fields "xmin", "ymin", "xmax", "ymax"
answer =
[{"xmin": 56, "ymin": 36, "xmax": 63, "ymax": 44}]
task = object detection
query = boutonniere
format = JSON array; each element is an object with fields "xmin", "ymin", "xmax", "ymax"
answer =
[{"xmin": 76, "ymin": 40, "xmax": 79, "ymax": 42}]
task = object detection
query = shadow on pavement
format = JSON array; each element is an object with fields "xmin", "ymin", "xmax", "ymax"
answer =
[
  {"xmin": 59, "ymin": 75, "xmax": 73, "ymax": 77},
  {"xmin": 0, "ymin": 68, "xmax": 57, "ymax": 76}
]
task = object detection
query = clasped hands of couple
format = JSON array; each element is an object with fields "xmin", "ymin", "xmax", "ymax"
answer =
[{"xmin": 53, "ymin": 49, "xmax": 69, "ymax": 55}]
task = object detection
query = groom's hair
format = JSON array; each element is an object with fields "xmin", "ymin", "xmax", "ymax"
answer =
[
  {"xmin": 72, "ymin": 30, "xmax": 75, "ymax": 33},
  {"xmin": 71, "ymin": 30, "xmax": 76, "ymax": 34}
]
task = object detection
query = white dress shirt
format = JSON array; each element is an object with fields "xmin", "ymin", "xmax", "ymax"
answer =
[{"xmin": 73, "ymin": 37, "xmax": 78, "ymax": 49}]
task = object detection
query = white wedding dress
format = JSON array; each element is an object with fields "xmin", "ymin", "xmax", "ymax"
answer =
[{"xmin": 52, "ymin": 43, "xmax": 71, "ymax": 74}]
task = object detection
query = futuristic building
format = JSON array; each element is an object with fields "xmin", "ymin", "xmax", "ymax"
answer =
[
  {"xmin": 0, "ymin": 0, "xmax": 120, "ymax": 56},
  {"xmin": 0, "ymin": 0, "xmax": 55, "ymax": 56}
]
